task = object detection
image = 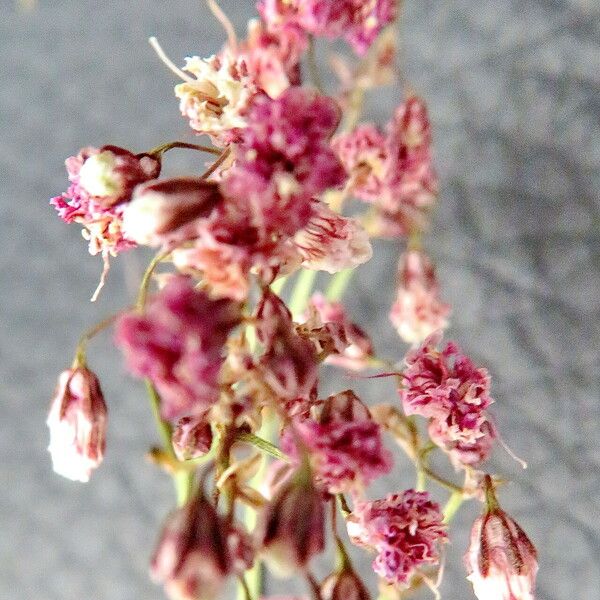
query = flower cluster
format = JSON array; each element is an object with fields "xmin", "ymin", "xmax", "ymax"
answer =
[
  {"xmin": 115, "ymin": 277, "xmax": 242, "ymax": 421},
  {"xmin": 390, "ymin": 250, "xmax": 450, "ymax": 344},
  {"xmin": 45, "ymin": 2, "xmax": 536, "ymax": 600},
  {"xmin": 401, "ymin": 333, "xmax": 496, "ymax": 467},
  {"xmin": 346, "ymin": 490, "xmax": 447, "ymax": 584},
  {"xmin": 333, "ymin": 96, "xmax": 438, "ymax": 237}
]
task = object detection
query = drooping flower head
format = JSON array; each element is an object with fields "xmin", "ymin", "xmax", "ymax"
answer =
[
  {"xmin": 258, "ymin": 0, "xmax": 398, "ymax": 56},
  {"xmin": 464, "ymin": 476, "xmax": 538, "ymax": 600},
  {"xmin": 347, "ymin": 490, "xmax": 447, "ymax": 584},
  {"xmin": 51, "ymin": 145, "xmax": 160, "ymax": 256},
  {"xmin": 151, "ymin": 491, "xmax": 253, "ymax": 600},
  {"xmin": 115, "ymin": 276, "xmax": 241, "ymax": 421},
  {"xmin": 390, "ymin": 250, "xmax": 450, "ymax": 344},
  {"xmin": 332, "ymin": 96, "xmax": 438, "ymax": 238},
  {"xmin": 284, "ymin": 390, "xmax": 392, "ymax": 494},
  {"xmin": 400, "ymin": 333, "xmax": 496, "ymax": 467},
  {"xmin": 46, "ymin": 366, "xmax": 108, "ymax": 482}
]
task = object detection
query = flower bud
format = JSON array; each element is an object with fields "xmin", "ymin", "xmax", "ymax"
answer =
[
  {"xmin": 122, "ymin": 178, "xmax": 223, "ymax": 247},
  {"xmin": 151, "ymin": 492, "xmax": 249, "ymax": 600},
  {"xmin": 172, "ymin": 415, "xmax": 213, "ymax": 461},
  {"xmin": 46, "ymin": 367, "xmax": 108, "ymax": 482},
  {"xmin": 321, "ymin": 569, "xmax": 371, "ymax": 600},
  {"xmin": 259, "ymin": 467, "xmax": 325, "ymax": 577},
  {"xmin": 464, "ymin": 477, "xmax": 538, "ymax": 600}
]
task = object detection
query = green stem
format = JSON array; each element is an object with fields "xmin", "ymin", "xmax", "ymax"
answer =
[
  {"xmin": 136, "ymin": 250, "xmax": 169, "ymax": 310},
  {"xmin": 307, "ymin": 35, "xmax": 324, "ymax": 93},
  {"xmin": 73, "ymin": 311, "xmax": 123, "ymax": 366},
  {"xmin": 326, "ymin": 268, "xmax": 354, "ymax": 302},
  {"xmin": 421, "ymin": 466, "xmax": 464, "ymax": 494},
  {"xmin": 289, "ymin": 269, "xmax": 318, "ymax": 318},
  {"xmin": 442, "ymin": 490, "xmax": 465, "ymax": 524},
  {"xmin": 237, "ymin": 432, "xmax": 289, "ymax": 461},
  {"xmin": 148, "ymin": 141, "xmax": 221, "ymax": 156},
  {"xmin": 415, "ymin": 469, "xmax": 426, "ymax": 492}
]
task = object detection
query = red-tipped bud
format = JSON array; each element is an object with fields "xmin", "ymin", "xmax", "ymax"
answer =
[
  {"xmin": 122, "ymin": 177, "xmax": 223, "ymax": 247},
  {"xmin": 259, "ymin": 468, "xmax": 325, "ymax": 577},
  {"xmin": 321, "ymin": 569, "xmax": 371, "ymax": 600},
  {"xmin": 464, "ymin": 477, "xmax": 538, "ymax": 600},
  {"xmin": 46, "ymin": 367, "xmax": 108, "ymax": 482},
  {"xmin": 172, "ymin": 415, "xmax": 213, "ymax": 461},
  {"xmin": 151, "ymin": 492, "xmax": 252, "ymax": 600}
]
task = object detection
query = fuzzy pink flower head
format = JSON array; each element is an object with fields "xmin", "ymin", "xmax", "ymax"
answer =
[
  {"xmin": 332, "ymin": 96, "xmax": 438, "ymax": 238},
  {"xmin": 172, "ymin": 414, "xmax": 214, "ymax": 461},
  {"xmin": 302, "ymin": 293, "xmax": 373, "ymax": 370},
  {"xmin": 284, "ymin": 390, "xmax": 392, "ymax": 494},
  {"xmin": 122, "ymin": 178, "xmax": 223, "ymax": 248},
  {"xmin": 151, "ymin": 492, "xmax": 252, "ymax": 600},
  {"xmin": 46, "ymin": 367, "xmax": 108, "ymax": 482},
  {"xmin": 390, "ymin": 250, "xmax": 450, "ymax": 344},
  {"xmin": 400, "ymin": 333, "xmax": 496, "ymax": 466},
  {"xmin": 258, "ymin": 0, "xmax": 397, "ymax": 55},
  {"xmin": 464, "ymin": 479, "xmax": 538, "ymax": 600},
  {"xmin": 294, "ymin": 201, "xmax": 372, "ymax": 273},
  {"xmin": 346, "ymin": 490, "xmax": 447, "ymax": 585},
  {"xmin": 115, "ymin": 277, "xmax": 241, "ymax": 421},
  {"xmin": 222, "ymin": 88, "xmax": 346, "ymax": 240},
  {"xmin": 51, "ymin": 146, "xmax": 160, "ymax": 255}
]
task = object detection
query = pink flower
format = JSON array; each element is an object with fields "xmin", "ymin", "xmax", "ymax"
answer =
[
  {"xmin": 122, "ymin": 178, "xmax": 223, "ymax": 248},
  {"xmin": 301, "ymin": 293, "xmax": 373, "ymax": 371},
  {"xmin": 293, "ymin": 201, "xmax": 372, "ymax": 273},
  {"xmin": 332, "ymin": 96, "xmax": 438, "ymax": 238},
  {"xmin": 172, "ymin": 415, "xmax": 213, "ymax": 461},
  {"xmin": 51, "ymin": 145, "xmax": 160, "ymax": 256},
  {"xmin": 285, "ymin": 390, "xmax": 392, "ymax": 494},
  {"xmin": 346, "ymin": 490, "xmax": 447, "ymax": 584},
  {"xmin": 258, "ymin": 0, "xmax": 397, "ymax": 55},
  {"xmin": 46, "ymin": 367, "xmax": 108, "ymax": 482},
  {"xmin": 115, "ymin": 277, "xmax": 241, "ymax": 421},
  {"xmin": 400, "ymin": 333, "xmax": 496, "ymax": 467},
  {"xmin": 390, "ymin": 250, "xmax": 450, "ymax": 344},
  {"xmin": 222, "ymin": 88, "xmax": 346, "ymax": 241},
  {"xmin": 151, "ymin": 492, "xmax": 252, "ymax": 600},
  {"xmin": 464, "ymin": 477, "xmax": 538, "ymax": 600}
]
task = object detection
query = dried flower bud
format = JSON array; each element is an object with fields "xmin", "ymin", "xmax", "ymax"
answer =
[
  {"xmin": 122, "ymin": 178, "xmax": 223, "ymax": 247},
  {"xmin": 172, "ymin": 415, "xmax": 213, "ymax": 461},
  {"xmin": 321, "ymin": 569, "xmax": 371, "ymax": 600},
  {"xmin": 464, "ymin": 477, "xmax": 538, "ymax": 600},
  {"xmin": 151, "ymin": 492, "xmax": 251, "ymax": 600},
  {"xmin": 46, "ymin": 367, "xmax": 108, "ymax": 482},
  {"xmin": 259, "ymin": 467, "xmax": 325, "ymax": 576}
]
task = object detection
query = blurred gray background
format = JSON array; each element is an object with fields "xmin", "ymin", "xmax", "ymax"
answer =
[{"xmin": 1, "ymin": 1, "xmax": 599, "ymax": 599}]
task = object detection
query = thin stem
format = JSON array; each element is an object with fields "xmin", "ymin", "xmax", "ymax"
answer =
[
  {"xmin": 147, "ymin": 141, "xmax": 221, "ymax": 157},
  {"xmin": 325, "ymin": 268, "xmax": 354, "ymax": 302},
  {"xmin": 73, "ymin": 311, "xmax": 123, "ymax": 366},
  {"xmin": 136, "ymin": 250, "xmax": 169, "ymax": 311},
  {"xmin": 307, "ymin": 35, "xmax": 324, "ymax": 93},
  {"xmin": 201, "ymin": 146, "xmax": 231, "ymax": 180},
  {"xmin": 421, "ymin": 466, "xmax": 464, "ymax": 494},
  {"xmin": 236, "ymin": 575, "xmax": 252, "ymax": 600},
  {"xmin": 289, "ymin": 269, "xmax": 318, "ymax": 318},
  {"xmin": 237, "ymin": 432, "xmax": 289, "ymax": 462},
  {"xmin": 442, "ymin": 490, "xmax": 465, "ymax": 524},
  {"xmin": 416, "ymin": 469, "xmax": 427, "ymax": 492}
]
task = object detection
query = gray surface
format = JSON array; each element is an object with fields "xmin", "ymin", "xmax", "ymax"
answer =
[{"xmin": 1, "ymin": 1, "xmax": 599, "ymax": 599}]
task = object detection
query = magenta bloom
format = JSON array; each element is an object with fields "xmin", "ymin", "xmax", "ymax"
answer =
[
  {"xmin": 46, "ymin": 367, "xmax": 108, "ymax": 482},
  {"xmin": 401, "ymin": 333, "xmax": 496, "ymax": 467},
  {"xmin": 115, "ymin": 277, "xmax": 241, "ymax": 421},
  {"xmin": 51, "ymin": 145, "xmax": 160, "ymax": 256},
  {"xmin": 285, "ymin": 390, "xmax": 392, "ymax": 494},
  {"xmin": 390, "ymin": 250, "xmax": 450, "ymax": 344},
  {"xmin": 347, "ymin": 490, "xmax": 447, "ymax": 584},
  {"xmin": 222, "ymin": 87, "xmax": 346, "ymax": 240},
  {"xmin": 258, "ymin": 0, "xmax": 397, "ymax": 55},
  {"xmin": 332, "ymin": 96, "xmax": 438, "ymax": 237}
]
